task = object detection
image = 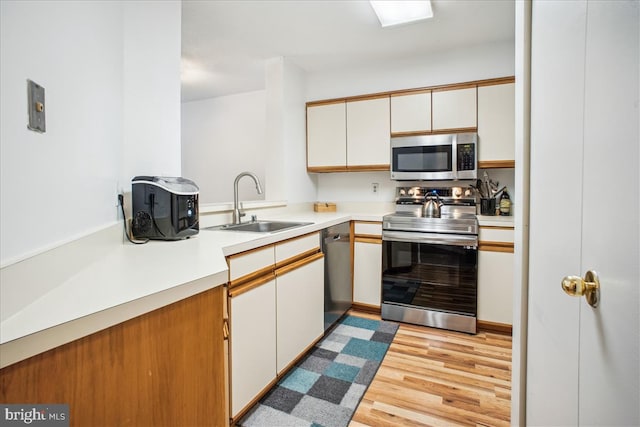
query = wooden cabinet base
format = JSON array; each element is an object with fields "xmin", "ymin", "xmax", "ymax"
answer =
[{"xmin": 0, "ymin": 286, "xmax": 227, "ymax": 427}]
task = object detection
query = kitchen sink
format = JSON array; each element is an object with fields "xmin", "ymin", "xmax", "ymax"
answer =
[{"xmin": 203, "ymin": 220, "xmax": 312, "ymax": 233}]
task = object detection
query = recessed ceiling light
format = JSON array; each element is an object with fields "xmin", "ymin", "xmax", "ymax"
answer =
[{"xmin": 369, "ymin": 0, "xmax": 434, "ymax": 27}]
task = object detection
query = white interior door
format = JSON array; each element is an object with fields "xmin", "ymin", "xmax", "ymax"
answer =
[{"xmin": 527, "ymin": 1, "xmax": 639, "ymax": 425}]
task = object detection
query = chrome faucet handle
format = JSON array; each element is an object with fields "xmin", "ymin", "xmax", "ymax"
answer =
[{"xmin": 251, "ymin": 215, "xmax": 257, "ymax": 222}]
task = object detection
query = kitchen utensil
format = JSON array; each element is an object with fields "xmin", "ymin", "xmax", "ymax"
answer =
[
  {"xmin": 492, "ymin": 185, "xmax": 507, "ymax": 198},
  {"xmin": 422, "ymin": 192, "xmax": 443, "ymax": 218}
]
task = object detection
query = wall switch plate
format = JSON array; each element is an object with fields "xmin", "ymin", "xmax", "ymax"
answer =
[{"xmin": 27, "ymin": 79, "xmax": 46, "ymax": 133}]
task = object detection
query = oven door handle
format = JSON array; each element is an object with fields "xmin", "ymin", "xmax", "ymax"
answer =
[{"xmin": 382, "ymin": 231, "xmax": 478, "ymax": 248}]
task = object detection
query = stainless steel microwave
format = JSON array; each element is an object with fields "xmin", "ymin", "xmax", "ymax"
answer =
[{"xmin": 390, "ymin": 133, "xmax": 477, "ymax": 181}]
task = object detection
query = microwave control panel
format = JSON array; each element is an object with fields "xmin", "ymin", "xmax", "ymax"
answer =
[{"xmin": 457, "ymin": 143, "xmax": 476, "ymax": 171}]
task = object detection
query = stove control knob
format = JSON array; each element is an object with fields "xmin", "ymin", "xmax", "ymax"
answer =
[
  {"xmin": 453, "ymin": 187, "xmax": 462, "ymax": 198},
  {"xmin": 464, "ymin": 189, "xmax": 473, "ymax": 197}
]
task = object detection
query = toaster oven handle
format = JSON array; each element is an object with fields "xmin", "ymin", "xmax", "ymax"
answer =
[{"xmin": 382, "ymin": 230, "xmax": 478, "ymax": 248}]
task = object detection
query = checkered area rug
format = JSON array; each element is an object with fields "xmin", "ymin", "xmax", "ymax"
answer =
[{"xmin": 238, "ymin": 315, "xmax": 399, "ymax": 427}]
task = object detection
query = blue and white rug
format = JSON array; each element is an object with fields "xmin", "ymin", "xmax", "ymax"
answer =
[{"xmin": 238, "ymin": 315, "xmax": 399, "ymax": 427}]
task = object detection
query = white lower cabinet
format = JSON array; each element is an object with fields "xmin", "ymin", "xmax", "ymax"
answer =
[
  {"xmin": 353, "ymin": 240, "xmax": 382, "ymax": 307},
  {"xmin": 228, "ymin": 232, "xmax": 324, "ymax": 421},
  {"xmin": 229, "ymin": 278, "xmax": 277, "ymax": 418},
  {"xmin": 477, "ymin": 250, "xmax": 514, "ymax": 325},
  {"xmin": 276, "ymin": 255, "xmax": 324, "ymax": 373},
  {"xmin": 477, "ymin": 226, "xmax": 514, "ymax": 326}
]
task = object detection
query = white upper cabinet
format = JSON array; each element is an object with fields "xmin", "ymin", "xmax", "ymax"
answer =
[
  {"xmin": 346, "ymin": 96, "xmax": 390, "ymax": 168},
  {"xmin": 306, "ymin": 101, "xmax": 346, "ymax": 170},
  {"xmin": 477, "ymin": 82, "xmax": 515, "ymax": 166},
  {"xmin": 432, "ymin": 87, "xmax": 477, "ymax": 131},
  {"xmin": 390, "ymin": 91, "xmax": 432, "ymax": 134}
]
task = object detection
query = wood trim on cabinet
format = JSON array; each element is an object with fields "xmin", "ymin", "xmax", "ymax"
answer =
[
  {"xmin": 307, "ymin": 165, "xmax": 349, "ymax": 173},
  {"xmin": 477, "ymin": 320, "xmax": 513, "ymax": 335},
  {"xmin": 354, "ymin": 236, "xmax": 382, "ymax": 245},
  {"xmin": 306, "ymin": 98, "xmax": 346, "ymax": 108},
  {"xmin": 305, "ymin": 76, "xmax": 515, "ymax": 107},
  {"xmin": 390, "ymin": 88, "xmax": 432, "ymax": 97},
  {"xmin": 228, "ymin": 273, "xmax": 276, "ymax": 298},
  {"xmin": 431, "ymin": 127, "xmax": 478, "ymax": 135},
  {"xmin": 431, "ymin": 82, "xmax": 478, "ymax": 92},
  {"xmin": 275, "ymin": 252, "xmax": 324, "ymax": 277},
  {"xmin": 478, "ymin": 160, "xmax": 516, "ymax": 169},
  {"xmin": 390, "ymin": 130, "xmax": 431, "ymax": 138},
  {"xmin": 351, "ymin": 302, "xmax": 381, "ymax": 314},
  {"xmin": 227, "ymin": 244, "xmax": 274, "ymax": 261},
  {"xmin": 228, "ymin": 265, "xmax": 275, "ymax": 288},
  {"xmin": 346, "ymin": 164, "xmax": 390, "ymax": 172},
  {"xmin": 275, "ymin": 248, "xmax": 320, "ymax": 270},
  {"xmin": 480, "ymin": 225, "xmax": 515, "ymax": 231},
  {"xmin": 479, "ymin": 241, "xmax": 515, "ymax": 253},
  {"xmin": 475, "ymin": 76, "xmax": 516, "ymax": 87},
  {"xmin": 347, "ymin": 93, "xmax": 391, "ymax": 102},
  {"xmin": 0, "ymin": 287, "xmax": 228, "ymax": 427}
]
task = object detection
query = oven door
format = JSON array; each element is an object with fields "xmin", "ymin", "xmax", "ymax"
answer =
[
  {"xmin": 390, "ymin": 135, "xmax": 455, "ymax": 180},
  {"xmin": 381, "ymin": 231, "xmax": 478, "ymax": 331}
]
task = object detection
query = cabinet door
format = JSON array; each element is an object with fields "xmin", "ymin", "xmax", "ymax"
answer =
[
  {"xmin": 276, "ymin": 255, "xmax": 324, "ymax": 373},
  {"xmin": 346, "ymin": 97, "xmax": 390, "ymax": 167},
  {"xmin": 353, "ymin": 240, "xmax": 382, "ymax": 307},
  {"xmin": 477, "ymin": 226, "xmax": 514, "ymax": 325},
  {"xmin": 478, "ymin": 83, "xmax": 515, "ymax": 164},
  {"xmin": 477, "ymin": 250, "xmax": 514, "ymax": 325},
  {"xmin": 307, "ymin": 102, "xmax": 347, "ymax": 170},
  {"xmin": 391, "ymin": 91, "xmax": 432, "ymax": 134},
  {"xmin": 229, "ymin": 279, "xmax": 277, "ymax": 418},
  {"xmin": 432, "ymin": 87, "xmax": 477, "ymax": 131}
]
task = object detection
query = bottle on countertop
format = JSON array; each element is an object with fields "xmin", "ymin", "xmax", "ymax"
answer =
[{"xmin": 499, "ymin": 190, "xmax": 511, "ymax": 216}]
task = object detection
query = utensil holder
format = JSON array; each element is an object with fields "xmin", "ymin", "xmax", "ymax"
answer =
[{"xmin": 480, "ymin": 198, "xmax": 497, "ymax": 216}]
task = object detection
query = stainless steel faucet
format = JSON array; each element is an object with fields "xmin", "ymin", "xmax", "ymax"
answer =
[{"xmin": 233, "ymin": 172, "xmax": 263, "ymax": 224}]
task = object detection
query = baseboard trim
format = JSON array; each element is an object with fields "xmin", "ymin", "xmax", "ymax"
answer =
[
  {"xmin": 477, "ymin": 320, "xmax": 512, "ymax": 335},
  {"xmin": 350, "ymin": 303, "xmax": 381, "ymax": 314}
]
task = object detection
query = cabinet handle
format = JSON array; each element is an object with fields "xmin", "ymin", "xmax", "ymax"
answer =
[{"xmin": 223, "ymin": 319, "xmax": 229, "ymax": 340}]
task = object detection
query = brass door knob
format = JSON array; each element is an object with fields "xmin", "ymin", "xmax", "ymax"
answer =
[{"xmin": 561, "ymin": 270, "xmax": 600, "ymax": 307}]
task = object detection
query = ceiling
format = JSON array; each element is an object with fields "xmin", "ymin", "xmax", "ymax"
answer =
[{"xmin": 181, "ymin": 0, "xmax": 515, "ymax": 102}]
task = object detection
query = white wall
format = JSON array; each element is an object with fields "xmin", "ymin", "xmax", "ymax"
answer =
[
  {"xmin": 0, "ymin": 1, "xmax": 181, "ymax": 266},
  {"xmin": 181, "ymin": 90, "xmax": 267, "ymax": 203},
  {"xmin": 182, "ymin": 57, "xmax": 317, "ymax": 206},
  {"xmin": 270, "ymin": 57, "xmax": 317, "ymax": 203},
  {"xmin": 306, "ymin": 40, "xmax": 515, "ymax": 100},
  {"xmin": 122, "ymin": 1, "xmax": 182, "ymax": 185}
]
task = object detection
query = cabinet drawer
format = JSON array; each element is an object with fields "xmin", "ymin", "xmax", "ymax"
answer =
[
  {"xmin": 479, "ymin": 226, "xmax": 514, "ymax": 243},
  {"xmin": 354, "ymin": 221, "xmax": 382, "ymax": 237},
  {"xmin": 275, "ymin": 232, "xmax": 320, "ymax": 265},
  {"xmin": 228, "ymin": 245, "xmax": 275, "ymax": 284}
]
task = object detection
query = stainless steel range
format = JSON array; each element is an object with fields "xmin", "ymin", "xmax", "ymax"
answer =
[{"xmin": 381, "ymin": 186, "xmax": 479, "ymax": 334}]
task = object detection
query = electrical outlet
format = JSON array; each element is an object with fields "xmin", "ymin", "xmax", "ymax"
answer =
[{"xmin": 372, "ymin": 183, "xmax": 379, "ymax": 193}]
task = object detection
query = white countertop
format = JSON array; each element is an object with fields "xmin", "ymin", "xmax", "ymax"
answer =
[
  {"xmin": 0, "ymin": 207, "xmax": 392, "ymax": 368},
  {"xmin": 0, "ymin": 203, "xmax": 511, "ymax": 368}
]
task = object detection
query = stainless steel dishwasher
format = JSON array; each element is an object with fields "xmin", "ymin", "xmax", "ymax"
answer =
[{"xmin": 321, "ymin": 221, "xmax": 352, "ymax": 331}]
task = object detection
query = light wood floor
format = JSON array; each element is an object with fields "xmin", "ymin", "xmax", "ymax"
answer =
[{"xmin": 349, "ymin": 311, "xmax": 512, "ymax": 427}]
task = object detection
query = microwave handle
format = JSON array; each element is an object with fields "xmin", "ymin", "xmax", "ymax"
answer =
[{"xmin": 382, "ymin": 231, "xmax": 478, "ymax": 248}]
